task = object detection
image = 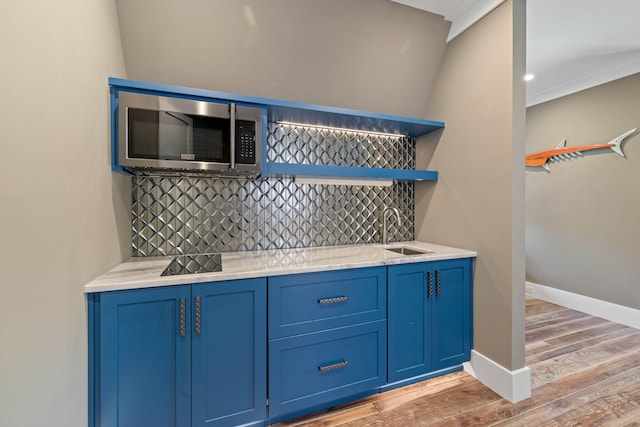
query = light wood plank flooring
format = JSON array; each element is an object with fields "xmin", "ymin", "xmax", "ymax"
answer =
[{"xmin": 274, "ymin": 297, "xmax": 640, "ymax": 426}]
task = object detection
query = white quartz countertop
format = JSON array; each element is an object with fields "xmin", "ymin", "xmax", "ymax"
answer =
[{"xmin": 84, "ymin": 241, "xmax": 477, "ymax": 293}]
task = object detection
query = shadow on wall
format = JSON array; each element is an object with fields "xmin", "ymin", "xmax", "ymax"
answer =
[
  {"xmin": 416, "ymin": 128, "xmax": 443, "ymax": 168},
  {"xmin": 414, "ymin": 127, "xmax": 444, "ymax": 236}
]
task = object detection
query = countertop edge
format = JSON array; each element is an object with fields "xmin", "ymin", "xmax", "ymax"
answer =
[{"xmin": 84, "ymin": 241, "xmax": 477, "ymax": 293}]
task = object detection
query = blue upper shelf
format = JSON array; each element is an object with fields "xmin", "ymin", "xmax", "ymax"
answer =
[{"xmin": 109, "ymin": 78, "xmax": 444, "ymax": 138}]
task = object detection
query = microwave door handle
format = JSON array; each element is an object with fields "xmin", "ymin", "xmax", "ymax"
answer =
[{"xmin": 229, "ymin": 103, "xmax": 236, "ymax": 171}]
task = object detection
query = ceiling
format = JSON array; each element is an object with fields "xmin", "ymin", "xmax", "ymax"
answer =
[{"xmin": 391, "ymin": 0, "xmax": 640, "ymax": 107}]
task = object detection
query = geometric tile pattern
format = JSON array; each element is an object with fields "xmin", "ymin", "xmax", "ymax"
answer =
[
  {"xmin": 132, "ymin": 176, "xmax": 414, "ymax": 256},
  {"xmin": 268, "ymin": 122, "xmax": 415, "ymax": 169},
  {"xmin": 132, "ymin": 121, "xmax": 416, "ymax": 257}
]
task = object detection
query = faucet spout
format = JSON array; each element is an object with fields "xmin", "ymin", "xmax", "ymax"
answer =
[{"xmin": 382, "ymin": 207, "xmax": 401, "ymax": 245}]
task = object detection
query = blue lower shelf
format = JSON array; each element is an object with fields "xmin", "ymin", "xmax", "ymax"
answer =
[{"xmin": 265, "ymin": 162, "xmax": 438, "ymax": 182}]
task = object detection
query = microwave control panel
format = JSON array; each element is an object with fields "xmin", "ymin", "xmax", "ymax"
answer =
[{"xmin": 236, "ymin": 120, "xmax": 256, "ymax": 165}]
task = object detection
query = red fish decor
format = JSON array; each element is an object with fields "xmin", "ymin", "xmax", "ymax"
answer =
[{"xmin": 526, "ymin": 128, "xmax": 638, "ymax": 171}]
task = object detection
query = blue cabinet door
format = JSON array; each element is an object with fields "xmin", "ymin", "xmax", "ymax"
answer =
[
  {"xmin": 99, "ymin": 286, "xmax": 191, "ymax": 427},
  {"xmin": 387, "ymin": 263, "xmax": 432, "ymax": 382},
  {"xmin": 431, "ymin": 259, "xmax": 472, "ymax": 370},
  {"xmin": 191, "ymin": 278, "xmax": 267, "ymax": 427},
  {"xmin": 388, "ymin": 259, "xmax": 472, "ymax": 383}
]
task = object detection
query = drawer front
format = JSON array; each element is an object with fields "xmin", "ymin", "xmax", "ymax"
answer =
[
  {"xmin": 268, "ymin": 267, "xmax": 386, "ymax": 338},
  {"xmin": 268, "ymin": 320, "xmax": 386, "ymax": 419}
]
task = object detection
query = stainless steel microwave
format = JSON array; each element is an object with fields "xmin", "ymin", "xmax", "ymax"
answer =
[{"xmin": 117, "ymin": 91, "xmax": 263, "ymax": 177}]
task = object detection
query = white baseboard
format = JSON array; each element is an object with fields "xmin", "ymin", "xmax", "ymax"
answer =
[
  {"xmin": 526, "ymin": 281, "xmax": 640, "ymax": 329},
  {"xmin": 463, "ymin": 350, "xmax": 531, "ymax": 403}
]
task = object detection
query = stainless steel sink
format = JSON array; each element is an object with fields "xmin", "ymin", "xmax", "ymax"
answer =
[
  {"xmin": 384, "ymin": 246, "xmax": 434, "ymax": 256},
  {"xmin": 161, "ymin": 253, "xmax": 222, "ymax": 276}
]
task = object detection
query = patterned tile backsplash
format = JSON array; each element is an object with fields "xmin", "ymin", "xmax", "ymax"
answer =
[
  {"xmin": 131, "ymin": 123, "xmax": 416, "ymax": 256},
  {"xmin": 267, "ymin": 122, "xmax": 415, "ymax": 169}
]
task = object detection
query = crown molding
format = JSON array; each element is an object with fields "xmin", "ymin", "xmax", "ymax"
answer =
[{"xmin": 390, "ymin": 0, "xmax": 506, "ymax": 42}]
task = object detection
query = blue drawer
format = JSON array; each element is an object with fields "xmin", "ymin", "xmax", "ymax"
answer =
[
  {"xmin": 268, "ymin": 320, "xmax": 386, "ymax": 419},
  {"xmin": 268, "ymin": 267, "xmax": 386, "ymax": 338}
]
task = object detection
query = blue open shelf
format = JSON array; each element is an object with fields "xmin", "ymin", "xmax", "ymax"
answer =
[
  {"xmin": 266, "ymin": 104, "xmax": 443, "ymax": 138},
  {"xmin": 266, "ymin": 163, "xmax": 438, "ymax": 182}
]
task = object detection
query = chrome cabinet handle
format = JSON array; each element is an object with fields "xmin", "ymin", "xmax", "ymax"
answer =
[
  {"xmin": 179, "ymin": 298, "xmax": 186, "ymax": 337},
  {"xmin": 427, "ymin": 271, "xmax": 433, "ymax": 298},
  {"xmin": 195, "ymin": 296, "xmax": 201, "ymax": 335},
  {"xmin": 436, "ymin": 271, "xmax": 441, "ymax": 297},
  {"xmin": 318, "ymin": 359, "xmax": 348, "ymax": 372},
  {"xmin": 317, "ymin": 296, "xmax": 348, "ymax": 305}
]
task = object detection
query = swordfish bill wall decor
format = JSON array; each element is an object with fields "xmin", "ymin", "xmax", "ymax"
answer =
[{"xmin": 526, "ymin": 128, "xmax": 639, "ymax": 171}]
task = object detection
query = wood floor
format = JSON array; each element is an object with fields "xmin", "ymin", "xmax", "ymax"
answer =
[{"xmin": 274, "ymin": 298, "xmax": 640, "ymax": 426}]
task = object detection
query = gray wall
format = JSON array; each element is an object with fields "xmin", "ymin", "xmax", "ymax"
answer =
[
  {"xmin": 115, "ymin": 0, "xmax": 449, "ymax": 117},
  {"xmin": 416, "ymin": 0, "xmax": 527, "ymax": 371},
  {"xmin": 0, "ymin": 1, "xmax": 130, "ymax": 426},
  {"xmin": 526, "ymin": 72, "xmax": 640, "ymax": 310}
]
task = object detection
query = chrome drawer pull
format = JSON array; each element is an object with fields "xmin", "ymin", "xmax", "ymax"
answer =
[
  {"xmin": 317, "ymin": 296, "xmax": 348, "ymax": 305},
  {"xmin": 318, "ymin": 360, "xmax": 348, "ymax": 372}
]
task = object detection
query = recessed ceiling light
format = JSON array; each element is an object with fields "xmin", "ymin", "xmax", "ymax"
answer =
[{"xmin": 524, "ymin": 74, "xmax": 535, "ymax": 81}]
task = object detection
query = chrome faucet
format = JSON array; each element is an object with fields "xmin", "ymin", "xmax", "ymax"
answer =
[{"xmin": 382, "ymin": 206, "xmax": 401, "ymax": 245}]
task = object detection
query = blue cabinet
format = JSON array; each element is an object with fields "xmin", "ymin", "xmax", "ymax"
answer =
[
  {"xmin": 191, "ymin": 280, "xmax": 267, "ymax": 427},
  {"xmin": 92, "ymin": 279, "xmax": 266, "ymax": 427},
  {"xmin": 90, "ymin": 259, "xmax": 473, "ymax": 426},
  {"xmin": 431, "ymin": 259, "xmax": 472, "ymax": 370},
  {"xmin": 97, "ymin": 285, "xmax": 192, "ymax": 427},
  {"xmin": 267, "ymin": 268, "xmax": 387, "ymax": 422},
  {"xmin": 387, "ymin": 258, "xmax": 472, "ymax": 386}
]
